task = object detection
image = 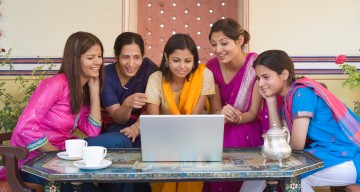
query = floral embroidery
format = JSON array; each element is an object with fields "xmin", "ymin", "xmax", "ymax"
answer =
[
  {"xmin": 69, "ymin": 114, "xmax": 79, "ymax": 134},
  {"xmin": 285, "ymin": 177, "xmax": 301, "ymax": 192},
  {"xmin": 45, "ymin": 182, "xmax": 60, "ymax": 192}
]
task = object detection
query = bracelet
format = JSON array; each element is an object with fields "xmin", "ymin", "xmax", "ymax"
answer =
[
  {"xmin": 236, "ymin": 115, "xmax": 243, "ymax": 125},
  {"xmin": 88, "ymin": 115, "xmax": 102, "ymax": 127},
  {"xmin": 131, "ymin": 124, "xmax": 140, "ymax": 135}
]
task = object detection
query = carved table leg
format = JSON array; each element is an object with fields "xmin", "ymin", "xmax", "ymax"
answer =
[
  {"xmin": 283, "ymin": 175, "xmax": 301, "ymax": 192},
  {"xmin": 71, "ymin": 182, "xmax": 83, "ymax": 192},
  {"xmin": 44, "ymin": 181, "xmax": 61, "ymax": 192},
  {"xmin": 266, "ymin": 180, "xmax": 278, "ymax": 192}
]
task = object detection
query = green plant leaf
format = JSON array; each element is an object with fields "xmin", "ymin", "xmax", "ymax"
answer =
[{"xmin": 0, "ymin": 49, "xmax": 54, "ymax": 130}]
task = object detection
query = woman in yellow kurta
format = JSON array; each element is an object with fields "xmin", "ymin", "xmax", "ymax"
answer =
[{"xmin": 145, "ymin": 33, "xmax": 215, "ymax": 192}]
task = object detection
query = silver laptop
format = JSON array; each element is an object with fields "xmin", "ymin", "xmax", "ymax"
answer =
[{"xmin": 139, "ymin": 114, "xmax": 224, "ymax": 161}]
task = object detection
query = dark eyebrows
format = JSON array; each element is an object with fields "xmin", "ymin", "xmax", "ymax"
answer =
[
  {"xmin": 120, "ymin": 54, "xmax": 141, "ymax": 57},
  {"xmin": 171, "ymin": 57, "xmax": 193, "ymax": 60}
]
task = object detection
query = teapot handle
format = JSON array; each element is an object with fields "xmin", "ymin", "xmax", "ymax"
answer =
[{"xmin": 283, "ymin": 127, "xmax": 290, "ymax": 143}]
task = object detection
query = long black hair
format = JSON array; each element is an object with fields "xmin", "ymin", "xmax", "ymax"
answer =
[
  {"xmin": 58, "ymin": 31, "xmax": 105, "ymax": 114},
  {"xmin": 160, "ymin": 33, "xmax": 199, "ymax": 82}
]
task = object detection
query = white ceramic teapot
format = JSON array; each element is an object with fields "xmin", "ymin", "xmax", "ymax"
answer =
[{"xmin": 261, "ymin": 123, "xmax": 292, "ymax": 166}]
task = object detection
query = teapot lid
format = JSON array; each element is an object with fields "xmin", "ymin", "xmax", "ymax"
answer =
[{"xmin": 266, "ymin": 123, "xmax": 286, "ymax": 135}]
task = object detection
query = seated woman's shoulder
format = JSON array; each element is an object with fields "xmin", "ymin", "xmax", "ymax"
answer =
[
  {"xmin": 43, "ymin": 73, "xmax": 67, "ymax": 83},
  {"xmin": 204, "ymin": 67, "xmax": 212, "ymax": 74},
  {"xmin": 38, "ymin": 73, "xmax": 68, "ymax": 90},
  {"xmin": 104, "ymin": 63, "xmax": 116, "ymax": 71},
  {"xmin": 149, "ymin": 71, "xmax": 162, "ymax": 79},
  {"xmin": 143, "ymin": 57, "xmax": 159, "ymax": 71},
  {"xmin": 293, "ymin": 87, "xmax": 317, "ymax": 99},
  {"xmin": 206, "ymin": 57, "xmax": 219, "ymax": 67}
]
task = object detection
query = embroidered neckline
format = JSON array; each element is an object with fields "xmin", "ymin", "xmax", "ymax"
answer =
[{"xmin": 69, "ymin": 114, "xmax": 80, "ymax": 134}]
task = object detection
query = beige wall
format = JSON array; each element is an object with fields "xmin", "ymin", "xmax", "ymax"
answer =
[
  {"xmin": 248, "ymin": 0, "xmax": 360, "ymax": 56},
  {"xmin": 246, "ymin": 0, "xmax": 359, "ymax": 110},
  {"xmin": 1, "ymin": 0, "xmax": 359, "ymax": 111},
  {"xmin": 1, "ymin": 0, "xmax": 359, "ymax": 58},
  {"xmin": 1, "ymin": 0, "xmax": 122, "ymax": 58}
]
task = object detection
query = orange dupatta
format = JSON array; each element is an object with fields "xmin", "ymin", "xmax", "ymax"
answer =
[
  {"xmin": 152, "ymin": 64, "xmax": 206, "ymax": 192},
  {"xmin": 161, "ymin": 64, "xmax": 205, "ymax": 115}
]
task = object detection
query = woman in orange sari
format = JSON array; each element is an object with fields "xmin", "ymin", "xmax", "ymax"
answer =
[{"xmin": 145, "ymin": 33, "xmax": 215, "ymax": 192}]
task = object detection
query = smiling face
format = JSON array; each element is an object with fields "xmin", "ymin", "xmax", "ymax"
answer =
[
  {"xmin": 79, "ymin": 44, "xmax": 103, "ymax": 84},
  {"xmin": 167, "ymin": 49, "xmax": 194, "ymax": 81},
  {"xmin": 255, "ymin": 65, "xmax": 289, "ymax": 97},
  {"xmin": 117, "ymin": 43, "xmax": 143, "ymax": 79},
  {"xmin": 209, "ymin": 31, "xmax": 243, "ymax": 64}
]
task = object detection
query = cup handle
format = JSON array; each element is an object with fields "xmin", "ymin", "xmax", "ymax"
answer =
[
  {"xmin": 102, "ymin": 148, "xmax": 107, "ymax": 158},
  {"xmin": 84, "ymin": 141, "xmax": 88, "ymax": 147}
]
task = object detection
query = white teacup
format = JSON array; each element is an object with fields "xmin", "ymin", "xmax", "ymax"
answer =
[
  {"xmin": 82, "ymin": 146, "xmax": 107, "ymax": 167},
  {"xmin": 65, "ymin": 139, "xmax": 88, "ymax": 158}
]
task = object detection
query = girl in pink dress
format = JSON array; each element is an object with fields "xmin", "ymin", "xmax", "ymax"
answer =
[
  {"xmin": 203, "ymin": 18, "xmax": 265, "ymax": 192},
  {"xmin": 0, "ymin": 32, "xmax": 104, "ymax": 190}
]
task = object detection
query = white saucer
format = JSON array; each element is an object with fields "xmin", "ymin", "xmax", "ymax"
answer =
[
  {"xmin": 57, "ymin": 152, "xmax": 82, "ymax": 161},
  {"xmin": 73, "ymin": 159, "xmax": 112, "ymax": 170}
]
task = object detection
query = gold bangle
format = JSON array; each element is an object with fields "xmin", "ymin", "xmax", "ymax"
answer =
[{"xmin": 131, "ymin": 124, "xmax": 140, "ymax": 135}]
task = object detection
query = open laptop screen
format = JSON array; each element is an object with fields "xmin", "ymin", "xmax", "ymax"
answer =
[{"xmin": 139, "ymin": 114, "xmax": 224, "ymax": 161}]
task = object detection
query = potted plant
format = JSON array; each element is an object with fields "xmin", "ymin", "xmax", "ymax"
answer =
[
  {"xmin": 0, "ymin": 48, "xmax": 55, "ymax": 133},
  {"xmin": 335, "ymin": 52, "xmax": 360, "ymax": 117}
]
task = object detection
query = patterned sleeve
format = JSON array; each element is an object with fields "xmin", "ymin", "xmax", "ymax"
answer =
[
  {"xmin": 201, "ymin": 68, "xmax": 215, "ymax": 96},
  {"xmin": 291, "ymin": 87, "xmax": 316, "ymax": 119},
  {"xmin": 76, "ymin": 106, "xmax": 102, "ymax": 137},
  {"xmin": 145, "ymin": 71, "xmax": 162, "ymax": 105},
  {"xmin": 12, "ymin": 76, "xmax": 63, "ymax": 151}
]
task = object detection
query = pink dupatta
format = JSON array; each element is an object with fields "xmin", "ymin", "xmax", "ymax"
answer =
[
  {"xmin": 284, "ymin": 77, "xmax": 360, "ymax": 147},
  {"xmin": 233, "ymin": 53, "xmax": 258, "ymax": 111},
  {"xmin": 213, "ymin": 52, "xmax": 258, "ymax": 111}
]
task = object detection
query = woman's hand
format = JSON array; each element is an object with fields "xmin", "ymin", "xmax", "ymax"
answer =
[
  {"xmin": 124, "ymin": 93, "xmax": 148, "ymax": 109},
  {"xmin": 221, "ymin": 104, "xmax": 242, "ymax": 124},
  {"xmin": 88, "ymin": 77, "xmax": 102, "ymax": 121},
  {"xmin": 258, "ymin": 87, "xmax": 278, "ymax": 105},
  {"xmin": 119, "ymin": 125, "xmax": 139, "ymax": 143},
  {"xmin": 88, "ymin": 77, "xmax": 100, "ymax": 93}
]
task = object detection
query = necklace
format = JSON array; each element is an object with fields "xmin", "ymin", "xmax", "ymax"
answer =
[{"xmin": 115, "ymin": 63, "xmax": 129, "ymax": 90}]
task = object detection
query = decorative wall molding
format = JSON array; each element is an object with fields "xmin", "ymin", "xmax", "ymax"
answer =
[
  {"xmin": 122, "ymin": 0, "xmax": 130, "ymax": 32},
  {"xmin": 0, "ymin": 56, "xmax": 358, "ymax": 76},
  {"xmin": 0, "ymin": 57, "xmax": 115, "ymax": 75}
]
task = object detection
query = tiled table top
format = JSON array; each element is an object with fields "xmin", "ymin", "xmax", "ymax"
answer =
[{"xmin": 22, "ymin": 148, "xmax": 323, "ymax": 182}]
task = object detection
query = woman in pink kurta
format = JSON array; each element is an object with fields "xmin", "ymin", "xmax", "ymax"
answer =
[
  {"xmin": 203, "ymin": 18, "xmax": 265, "ymax": 192},
  {"xmin": 207, "ymin": 53, "xmax": 263, "ymax": 147},
  {"xmin": 0, "ymin": 32, "xmax": 104, "ymax": 187}
]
